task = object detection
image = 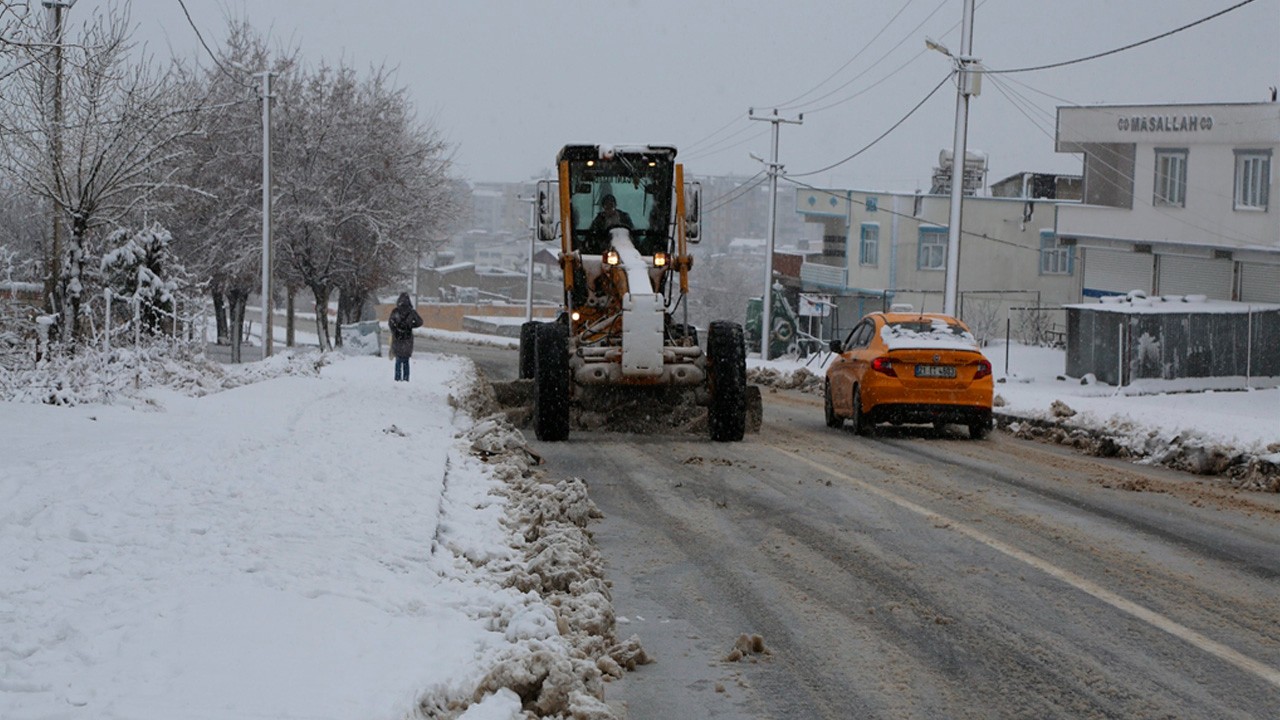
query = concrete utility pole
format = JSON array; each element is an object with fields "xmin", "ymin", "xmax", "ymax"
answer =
[
  {"xmin": 43, "ymin": 0, "xmax": 76, "ymax": 331},
  {"xmin": 259, "ymin": 70, "xmax": 274, "ymax": 359},
  {"xmin": 932, "ymin": 0, "xmax": 979, "ymax": 317},
  {"xmin": 749, "ymin": 108, "xmax": 802, "ymax": 360}
]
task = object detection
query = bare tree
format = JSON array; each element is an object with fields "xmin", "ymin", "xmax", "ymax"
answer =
[
  {"xmin": 156, "ymin": 19, "xmax": 295, "ymax": 362},
  {"xmin": 275, "ymin": 61, "xmax": 459, "ymax": 349},
  {"xmin": 0, "ymin": 4, "xmax": 203, "ymax": 345}
]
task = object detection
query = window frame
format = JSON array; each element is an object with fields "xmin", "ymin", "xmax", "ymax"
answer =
[
  {"xmin": 917, "ymin": 227, "xmax": 947, "ymax": 271},
  {"xmin": 1152, "ymin": 147, "xmax": 1188, "ymax": 208},
  {"xmin": 1233, "ymin": 149, "xmax": 1271, "ymax": 211},
  {"xmin": 858, "ymin": 223, "xmax": 880, "ymax": 267},
  {"xmin": 1038, "ymin": 230, "xmax": 1073, "ymax": 276}
]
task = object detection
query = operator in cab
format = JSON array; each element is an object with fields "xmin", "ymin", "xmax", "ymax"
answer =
[{"xmin": 585, "ymin": 194, "xmax": 633, "ymax": 253}]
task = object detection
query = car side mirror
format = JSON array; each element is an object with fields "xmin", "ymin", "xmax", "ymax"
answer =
[{"xmin": 829, "ymin": 339, "xmax": 842, "ymax": 354}]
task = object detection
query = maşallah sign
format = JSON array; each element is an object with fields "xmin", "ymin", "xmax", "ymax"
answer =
[{"xmin": 1117, "ymin": 115, "xmax": 1213, "ymax": 132}]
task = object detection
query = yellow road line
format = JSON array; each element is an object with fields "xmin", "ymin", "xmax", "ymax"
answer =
[{"xmin": 779, "ymin": 448, "xmax": 1280, "ymax": 690}]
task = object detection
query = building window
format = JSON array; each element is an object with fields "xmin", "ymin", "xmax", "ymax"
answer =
[
  {"xmin": 1153, "ymin": 148, "xmax": 1187, "ymax": 207},
  {"xmin": 918, "ymin": 227, "xmax": 946, "ymax": 271},
  {"xmin": 1039, "ymin": 230, "xmax": 1073, "ymax": 275},
  {"xmin": 1234, "ymin": 150, "xmax": 1270, "ymax": 211},
  {"xmin": 859, "ymin": 223, "xmax": 879, "ymax": 267}
]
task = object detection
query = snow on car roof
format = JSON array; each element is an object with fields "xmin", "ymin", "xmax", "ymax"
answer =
[{"xmin": 879, "ymin": 316, "xmax": 981, "ymax": 352}]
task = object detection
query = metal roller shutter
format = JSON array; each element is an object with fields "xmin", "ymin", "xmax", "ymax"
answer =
[
  {"xmin": 1239, "ymin": 262, "xmax": 1280, "ymax": 304},
  {"xmin": 1082, "ymin": 248, "xmax": 1153, "ymax": 297},
  {"xmin": 1157, "ymin": 255, "xmax": 1234, "ymax": 300}
]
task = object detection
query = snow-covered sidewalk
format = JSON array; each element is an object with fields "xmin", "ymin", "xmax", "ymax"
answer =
[
  {"xmin": 0, "ymin": 352, "xmax": 628, "ymax": 720},
  {"xmin": 749, "ymin": 339, "xmax": 1279, "ymax": 486}
]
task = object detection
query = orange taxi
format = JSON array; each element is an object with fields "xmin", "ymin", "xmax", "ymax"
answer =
[{"xmin": 824, "ymin": 311, "xmax": 993, "ymax": 438}]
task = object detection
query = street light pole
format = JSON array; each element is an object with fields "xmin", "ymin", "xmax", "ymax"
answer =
[
  {"xmin": 936, "ymin": 0, "xmax": 978, "ymax": 318},
  {"xmin": 749, "ymin": 108, "xmax": 802, "ymax": 360}
]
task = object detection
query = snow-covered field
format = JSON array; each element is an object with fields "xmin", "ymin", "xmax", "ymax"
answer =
[{"xmin": 0, "ymin": 330, "xmax": 1275, "ymax": 719}]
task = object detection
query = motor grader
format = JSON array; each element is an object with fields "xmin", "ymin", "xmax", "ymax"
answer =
[{"xmin": 518, "ymin": 143, "xmax": 747, "ymax": 442}]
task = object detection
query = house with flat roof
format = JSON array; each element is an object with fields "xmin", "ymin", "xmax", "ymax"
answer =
[{"xmin": 1054, "ymin": 101, "xmax": 1280, "ymax": 303}]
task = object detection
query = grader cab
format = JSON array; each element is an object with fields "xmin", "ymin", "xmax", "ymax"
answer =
[{"xmin": 519, "ymin": 144, "xmax": 747, "ymax": 442}]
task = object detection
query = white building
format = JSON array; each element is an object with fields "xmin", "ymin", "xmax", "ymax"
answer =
[
  {"xmin": 792, "ymin": 186, "xmax": 1080, "ymax": 338},
  {"xmin": 1054, "ymin": 101, "xmax": 1280, "ymax": 303}
]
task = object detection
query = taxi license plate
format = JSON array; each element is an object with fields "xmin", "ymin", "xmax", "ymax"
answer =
[{"xmin": 914, "ymin": 364, "xmax": 956, "ymax": 378}]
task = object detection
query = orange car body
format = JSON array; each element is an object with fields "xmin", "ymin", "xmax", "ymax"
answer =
[{"xmin": 824, "ymin": 311, "xmax": 993, "ymax": 436}]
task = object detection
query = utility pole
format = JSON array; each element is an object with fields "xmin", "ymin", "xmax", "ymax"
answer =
[
  {"xmin": 749, "ymin": 108, "xmax": 802, "ymax": 360},
  {"xmin": 259, "ymin": 70, "xmax": 274, "ymax": 359},
  {"xmin": 931, "ymin": 0, "xmax": 979, "ymax": 317},
  {"xmin": 42, "ymin": 0, "xmax": 76, "ymax": 336},
  {"xmin": 521, "ymin": 194, "xmax": 536, "ymax": 321}
]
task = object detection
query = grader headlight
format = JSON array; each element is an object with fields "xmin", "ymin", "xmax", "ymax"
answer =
[
  {"xmin": 604, "ymin": 249, "xmax": 620, "ymax": 266},
  {"xmin": 652, "ymin": 252, "xmax": 668, "ymax": 268}
]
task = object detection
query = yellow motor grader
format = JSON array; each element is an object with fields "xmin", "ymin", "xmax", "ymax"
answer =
[{"xmin": 519, "ymin": 144, "xmax": 747, "ymax": 442}]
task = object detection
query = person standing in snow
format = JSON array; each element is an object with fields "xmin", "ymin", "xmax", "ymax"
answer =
[{"xmin": 387, "ymin": 292, "xmax": 423, "ymax": 382}]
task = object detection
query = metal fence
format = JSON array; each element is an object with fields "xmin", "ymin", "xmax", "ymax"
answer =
[{"xmin": 1066, "ymin": 304, "xmax": 1280, "ymax": 386}]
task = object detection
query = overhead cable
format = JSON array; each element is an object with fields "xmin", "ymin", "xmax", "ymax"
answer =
[
  {"xmin": 789, "ymin": 72, "xmax": 952, "ymax": 178},
  {"xmin": 985, "ymin": 0, "xmax": 1259, "ymax": 75}
]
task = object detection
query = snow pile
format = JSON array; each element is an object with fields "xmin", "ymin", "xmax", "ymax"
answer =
[
  {"xmin": 1003, "ymin": 416, "xmax": 1279, "ymax": 492},
  {"xmin": 747, "ymin": 366, "xmax": 822, "ymax": 394},
  {"xmin": 723, "ymin": 633, "xmax": 770, "ymax": 663},
  {"xmin": 415, "ymin": 414, "xmax": 649, "ymax": 719},
  {"xmin": 0, "ymin": 343, "xmax": 330, "ymax": 406}
]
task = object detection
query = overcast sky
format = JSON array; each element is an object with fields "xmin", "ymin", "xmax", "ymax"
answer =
[{"xmin": 116, "ymin": 0, "xmax": 1279, "ymax": 190}]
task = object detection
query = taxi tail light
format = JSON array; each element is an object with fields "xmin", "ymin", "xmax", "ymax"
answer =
[
  {"xmin": 871, "ymin": 357, "xmax": 895, "ymax": 376},
  {"xmin": 974, "ymin": 359, "xmax": 992, "ymax": 380}
]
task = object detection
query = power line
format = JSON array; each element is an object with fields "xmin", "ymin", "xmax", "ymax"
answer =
[
  {"xmin": 985, "ymin": 0, "xmax": 1259, "ymax": 75},
  {"xmin": 789, "ymin": 72, "xmax": 952, "ymax": 178},
  {"xmin": 682, "ymin": 126, "xmax": 769, "ymax": 163},
  {"xmin": 680, "ymin": 0, "xmax": 948, "ymax": 163},
  {"xmin": 701, "ymin": 171, "xmax": 768, "ymax": 215},
  {"xmin": 681, "ymin": 114, "xmax": 749, "ymax": 155},
  {"xmin": 782, "ymin": 175, "xmax": 1041, "ymax": 254},
  {"xmin": 175, "ymin": 0, "xmax": 254, "ymax": 90},
  {"xmin": 764, "ymin": 0, "xmax": 926, "ymax": 111},
  {"xmin": 802, "ymin": 48, "xmax": 930, "ymax": 116}
]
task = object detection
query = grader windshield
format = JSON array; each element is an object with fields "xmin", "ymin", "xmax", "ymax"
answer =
[{"xmin": 559, "ymin": 145, "xmax": 675, "ymax": 256}]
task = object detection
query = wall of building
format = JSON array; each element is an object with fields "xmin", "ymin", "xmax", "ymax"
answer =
[
  {"xmin": 796, "ymin": 188, "xmax": 1079, "ymax": 299},
  {"xmin": 1056, "ymin": 102, "xmax": 1280, "ymax": 304}
]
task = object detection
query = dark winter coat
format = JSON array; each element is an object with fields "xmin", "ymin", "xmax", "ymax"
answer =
[{"xmin": 388, "ymin": 294, "xmax": 423, "ymax": 358}]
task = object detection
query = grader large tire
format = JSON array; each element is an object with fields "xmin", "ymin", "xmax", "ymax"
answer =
[
  {"xmin": 518, "ymin": 321, "xmax": 540, "ymax": 379},
  {"xmin": 706, "ymin": 320, "xmax": 747, "ymax": 442},
  {"xmin": 532, "ymin": 322, "xmax": 570, "ymax": 441}
]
